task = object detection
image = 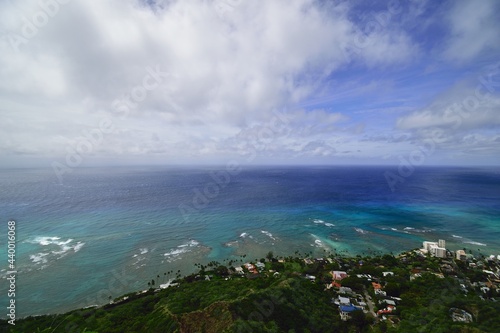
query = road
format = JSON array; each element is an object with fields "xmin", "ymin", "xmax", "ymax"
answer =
[{"xmin": 363, "ymin": 288, "xmax": 378, "ymax": 320}]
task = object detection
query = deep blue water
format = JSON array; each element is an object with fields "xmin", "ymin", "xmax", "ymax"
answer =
[{"xmin": 1, "ymin": 166, "xmax": 499, "ymax": 317}]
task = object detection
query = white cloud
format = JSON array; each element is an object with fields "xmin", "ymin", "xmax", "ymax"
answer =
[
  {"xmin": 442, "ymin": 0, "xmax": 500, "ymax": 62},
  {"xmin": 0, "ymin": 0, "xmax": 498, "ymax": 167},
  {"xmin": 0, "ymin": 0, "xmax": 420, "ymax": 166},
  {"xmin": 396, "ymin": 78, "xmax": 500, "ymax": 132}
]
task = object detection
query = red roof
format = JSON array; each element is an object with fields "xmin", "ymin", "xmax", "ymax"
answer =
[{"xmin": 331, "ymin": 281, "xmax": 342, "ymax": 288}]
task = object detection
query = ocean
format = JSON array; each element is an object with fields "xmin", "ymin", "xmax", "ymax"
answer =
[{"xmin": 1, "ymin": 166, "xmax": 499, "ymax": 317}]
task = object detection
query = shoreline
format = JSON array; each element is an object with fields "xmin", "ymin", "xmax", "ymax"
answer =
[
  {"xmin": 4, "ymin": 242, "xmax": 500, "ymax": 333},
  {"xmin": 9, "ymin": 239, "xmax": 500, "ymax": 321}
]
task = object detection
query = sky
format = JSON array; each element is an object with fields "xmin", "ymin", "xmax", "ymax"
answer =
[{"xmin": 1, "ymin": 0, "xmax": 500, "ymax": 168}]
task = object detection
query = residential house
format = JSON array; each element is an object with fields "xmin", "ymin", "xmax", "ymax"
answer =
[
  {"xmin": 338, "ymin": 296, "xmax": 350, "ymax": 305},
  {"xmin": 332, "ymin": 271, "xmax": 348, "ymax": 280},
  {"xmin": 338, "ymin": 287, "xmax": 354, "ymax": 295},
  {"xmin": 456, "ymin": 250, "xmax": 466, "ymax": 261},
  {"xmin": 339, "ymin": 305, "xmax": 360, "ymax": 321}
]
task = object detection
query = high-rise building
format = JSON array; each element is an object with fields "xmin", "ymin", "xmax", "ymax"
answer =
[
  {"xmin": 433, "ymin": 247, "xmax": 446, "ymax": 258},
  {"xmin": 423, "ymin": 241, "xmax": 438, "ymax": 251}
]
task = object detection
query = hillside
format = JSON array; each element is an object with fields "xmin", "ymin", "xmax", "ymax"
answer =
[{"xmin": 2, "ymin": 250, "xmax": 500, "ymax": 333}]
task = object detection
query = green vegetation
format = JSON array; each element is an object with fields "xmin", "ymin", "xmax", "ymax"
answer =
[{"xmin": 2, "ymin": 250, "xmax": 500, "ymax": 332}]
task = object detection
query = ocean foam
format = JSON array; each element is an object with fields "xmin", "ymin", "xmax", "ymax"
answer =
[
  {"xmin": 27, "ymin": 236, "xmax": 85, "ymax": 268},
  {"xmin": 178, "ymin": 240, "xmax": 199, "ymax": 248},
  {"xmin": 30, "ymin": 236, "xmax": 61, "ymax": 246},
  {"xmin": 164, "ymin": 248, "xmax": 186, "ymax": 257},
  {"xmin": 313, "ymin": 219, "xmax": 325, "ymax": 224},
  {"xmin": 30, "ymin": 253, "xmax": 49, "ymax": 264},
  {"xmin": 73, "ymin": 242, "xmax": 85, "ymax": 252},
  {"xmin": 163, "ymin": 240, "xmax": 201, "ymax": 261},
  {"xmin": 452, "ymin": 235, "xmax": 463, "ymax": 239},
  {"xmin": 464, "ymin": 241, "xmax": 487, "ymax": 246},
  {"xmin": 354, "ymin": 228, "xmax": 368, "ymax": 235},
  {"xmin": 325, "ymin": 223, "xmax": 335, "ymax": 227},
  {"xmin": 310, "ymin": 234, "xmax": 333, "ymax": 251},
  {"xmin": 261, "ymin": 230, "xmax": 276, "ymax": 241}
]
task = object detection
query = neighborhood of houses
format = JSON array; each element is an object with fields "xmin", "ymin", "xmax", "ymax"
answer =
[
  {"xmin": 119, "ymin": 237, "xmax": 500, "ymax": 327},
  {"xmin": 321, "ymin": 238, "xmax": 500, "ymax": 324},
  {"xmin": 328, "ymin": 267, "xmax": 402, "ymax": 322}
]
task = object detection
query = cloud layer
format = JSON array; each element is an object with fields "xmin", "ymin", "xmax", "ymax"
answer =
[{"xmin": 1, "ymin": 0, "xmax": 499, "ymax": 167}]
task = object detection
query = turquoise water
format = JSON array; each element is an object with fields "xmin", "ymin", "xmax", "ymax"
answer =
[{"xmin": 0, "ymin": 166, "xmax": 499, "ymax": 317}]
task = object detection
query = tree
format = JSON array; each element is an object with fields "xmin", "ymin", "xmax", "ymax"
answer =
[
  {"xmin": 385, "ymin": 282, "xmax": 401, "ymax": 297},
  {"xmin": 350, "ymin": 310, "xmax": 369, "ymax": 331},
  {"xmin": 267, "ymin": 251, "xmax": 274, "ymax": 262},
  {"xmin": 216, "ymin": 265, "xmax": 229, "ymax": 277},
  {"xmin": 379, "ymin": 320, "xmax": 388, "ymax": 333}
]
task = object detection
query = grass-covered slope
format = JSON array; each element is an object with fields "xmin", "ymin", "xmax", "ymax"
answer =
[
  {"xmin": 1, "ymin": 275, "xmax": 346, "ymax": 333},
  {"xmin": 2, "ymin": 251, "xmax": 500, "ymax": 333}
]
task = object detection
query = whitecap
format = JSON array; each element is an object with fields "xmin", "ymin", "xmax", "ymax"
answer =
[
  {"xmin": 404, "ymin": 227, "xmax": 415, "ymax": 230},
  {"xmin": 452, "ymin": 235, "xmax": 463, "ymax": 239},
  {"xmin": 313, "ymin": 219, "xmax": 325, "ymax": 224},
  {"xmin": 261, "ymin": 230, "xmax": 276, "ymax": 241},
  {"xmin": 30, "ymin": 252, "xmax": 49, "ymax": 264},
  {"xmin": 29, "ymin": 236, "xmax": 61, "ymax": 246},
  {"xmin": 163, "ymin": 239, "xmax": 200, "ymax": 261},
  {"xmin": 178, "ymin": 240, "xmax": 199, "ymax": 248},
  {"xmin": 139, "ymin": 248, "xmax": 148, "ymax": 255},
  {"xmin": 73, "ymin": 242, "xmax": 85, "ymax": 252},
  {"xmin": 354, "ymin": 228, "xmax": 368, "ymax": 235},
  {"xmin": 239, "ymin": 232, "xmax": 248, "ymax": 238},
  {"xmin": 164, "ymin": 248, "xmax": 186, "ymax": 257},
  {"xmin": 325, "ymin": 223, "xmax": 335, "ymax": 227},
  {"xmin": 464, "ymin": 241, "xmax": 487, "ymax": 246},
  {"xmin": 55, "ymin": 239, "xmax": 73, "ymax": 246}
]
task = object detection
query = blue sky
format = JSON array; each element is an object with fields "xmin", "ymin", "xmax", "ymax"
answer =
[{"xmin": 0, "ymin": 0, "xmax": 499, "ymax": 168}]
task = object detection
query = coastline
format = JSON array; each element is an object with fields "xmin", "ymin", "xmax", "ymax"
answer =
[
  {"xmin": 9, "ymin": 237, "xmax": 500, "ymax": 321},
  {"xmin": 4, "ymin": 245, "xmax": 500, "ymax": 333}
]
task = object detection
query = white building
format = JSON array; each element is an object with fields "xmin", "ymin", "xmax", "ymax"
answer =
[
  {"xmin": 423, "ymin": 241, "xmax": 438, "ymax": 251},
  {"xmin": 438, "ymin": 239, "xmax": 446, "ymax": 248},
  {"xmin": 422, "ymin": 241, "xmax": 446, "ymax": 258},
  {"xmin": 339, "ymin": 296, "xmax": 351, "ymax": 305},
  {"xmin": 456, "ymin": 250, "xmax": 466, "ymax": 261},
  {"xmin": 338, "ymin": 287, "xmax": 354, "ymax": 295},
  {"xmin": 332, "ymin": 271, "xmax": 348, "ymax": 280},
  {"xmin": 432, "ymin": 246, "xmax": 446, "ymax": 258}
]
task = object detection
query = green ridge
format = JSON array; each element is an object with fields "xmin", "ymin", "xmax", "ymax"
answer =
[{"xmin": 2, "ymin": 250, "xmax": 500, "ymax": 333}]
